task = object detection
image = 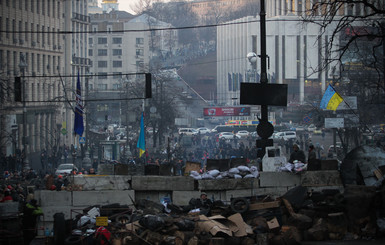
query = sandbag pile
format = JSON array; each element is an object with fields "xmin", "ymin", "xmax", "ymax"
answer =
[{"xmin": 189, "ymin": 165, "xmax": 259, "ymax": 180}]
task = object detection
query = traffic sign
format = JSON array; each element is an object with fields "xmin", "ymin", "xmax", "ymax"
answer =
[
  {"xmin": 79, "ymin": 137, "xmax": 86, "ymax": 144},
  {"xmin": 61, "ymin": 128, "xmax": 67, "ymax": 135},
  {"xmin": 303, "ymin": 116, "xmax": 311, "ymax": 124}
]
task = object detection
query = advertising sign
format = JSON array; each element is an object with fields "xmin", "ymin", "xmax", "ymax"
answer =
[
  {"xmin": 325, "ymin": 118, "xmax": 344, "ymax": 128},
  {"xmin": 203, "ymin": 107, "xmax": 250, "ymax": 117}
]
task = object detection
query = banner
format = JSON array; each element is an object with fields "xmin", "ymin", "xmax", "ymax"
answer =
[{"xmin": 203, "ymin": 107, "xmax": 250, "ymax": 117}]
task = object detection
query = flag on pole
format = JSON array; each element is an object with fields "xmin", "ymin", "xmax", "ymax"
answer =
[
  {"xmin": 320, "ymin": 85, "xmax": 343, "ymax": 111},
  {"xmin": 137, "ymin": 113, "xmax": 145, "ymax": 157},
  {"xmin": 74, "ymin": 71, "xmax": 84, "ymax": 136}
]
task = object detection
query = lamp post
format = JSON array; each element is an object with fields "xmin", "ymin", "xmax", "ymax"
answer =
[{"xmin": 19, "ymin": 54, "xmax": 29, "ymax": 170}]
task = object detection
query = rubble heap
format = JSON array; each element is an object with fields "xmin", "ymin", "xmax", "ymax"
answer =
[{"xmin": 59, "ymin": 185, "xmax": 385, "ymax": 245}]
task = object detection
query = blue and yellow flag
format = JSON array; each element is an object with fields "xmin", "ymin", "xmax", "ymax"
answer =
[
  {"xmin": 320, "ymin": 85, "xmax": 343, "ymax": 111},
  {"xmin": 137, "ymin": 113, "xmax": 145, "ymax": 157}
]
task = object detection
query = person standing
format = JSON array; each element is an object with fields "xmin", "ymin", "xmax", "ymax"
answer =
[
  {"xmin": 22, "ymin": 199, "xmax": 43, "ymax": 245},
  {"xmin": 308, "ymin": 145, "xmax": 317, "ymax": 163},
  {"xmin": 289, "ymin": 144, "xmax": 306, "ymax": 163}
]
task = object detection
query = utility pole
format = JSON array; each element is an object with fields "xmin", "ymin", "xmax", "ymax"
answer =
[{"xmin": 19, "ymin": 54, "xmax": 29, "ymax": 170}]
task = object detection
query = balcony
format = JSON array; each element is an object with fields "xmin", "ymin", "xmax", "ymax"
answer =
[
  {"xmin": 72, "ymin": 56, "xmax": 92, "ymax": 67},
  {"xmin": 72, "ymin": 12, "xmax": 91, "ymax": 23}
]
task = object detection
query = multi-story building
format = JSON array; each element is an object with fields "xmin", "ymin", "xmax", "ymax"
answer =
[
  {"xmin": 0, "ymin": 0, "xmax": 65, "ymax": 167},
  {"xmin": 88, "ymin": 12, "xmax": 177, "ymax": 124},
  {"xmin": 63, "ymin": 0, "xmax": 91, "ymax": 152},
  {"xmin": 216, "ymin": 0, "xmax": 350, "ymax": 107},
  {"xmin": 0, "ymin": 0, "xmax": 91, "ymax": 170}
]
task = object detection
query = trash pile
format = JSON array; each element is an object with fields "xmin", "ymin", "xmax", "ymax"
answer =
[
  {"xmin": 58, "ymin": 185, "xmax": 385, "ymax": 244},
  {"xmin": 189, "ymin": 165, "xmax": 260, "ymax": 180}
]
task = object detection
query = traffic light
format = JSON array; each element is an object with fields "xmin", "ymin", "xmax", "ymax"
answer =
[
  {"xmin": 14, "ymin": 77, "xmax": 22, "ymax": 102},
  {"xmin": 145, "ymin": 73, "xmax": 152, "ymax": 98}
]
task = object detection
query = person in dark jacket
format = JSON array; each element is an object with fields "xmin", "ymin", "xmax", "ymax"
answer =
[
  {"xmin": 289, "ymin": 144, "xmax": 306, "ymax": 163},
  {"xmin": 22, "ymin": 199, "xmax": 43, "ymax": 245}
]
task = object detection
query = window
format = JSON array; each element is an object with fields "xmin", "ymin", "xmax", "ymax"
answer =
[
  {"xmin": 98, "ymin": 72, "xmax": 107, "ymax": 79},
  {"xmin": 42, "ymin": 0, "xmax": 45, "ymax": 15},
  {"xmin": 113, "ymin": 84, "xmax": 121, "ymax": 90},
  {"xmin": 42, "ymin": 26, "xmax": 45, "ymax": 46},
  {"xmin": 136, "ymin": 38, "xmax": 144, "ymax": 44},
  {"xmin": 98, "ymin": 84, "xmax": 107, "ymax": 90},
  {"xmin": 98, "ymin": 49, "xmax": 107, "ymax": 56},
  {"xmin": 98, "ymin": 37, "xmax": 107, "ymax": 44},
  {"xmin": 36, "ymin": 24, "xmax": 39, "ymax": 42},
  {"xmin": 113, "ymin": 72, "xmax": 122, "ymax": 79},
  {"xmin": 6, "ymin": 18, "xmax": 9, "ymax": 38},
  {"xmin": 112, "ymin": 37, "xmax": 122, "ymax": 44},
  {"xmin": 98, "ymin": 61, "xmax": 107, "ymax": 68},
  {"xmin": 25, "ymin": 22, "xmax": 28, "ymax": 41},
  {"xmin": 47, "ymin": 27, "xmax": 50, "ymax": 45},
  {"xmin": 12, "ymin": 20, "xmax": 16, "ymax": 41},
  {"xmin": 89, "ymin": 38, "xmax": 93, "ymax": 45},
  {"xmin": 25, "ymin": 0, "xmax": 28, "ymax": 11},
  {"xmin": 31, "ymin": 0, "xmax": 33, "ymax": 12},
  {"xmin": 136, "ymin": 49, "xmax": 144, "ymax": 56},
  {"xmin": 18, "ymin": 21, "xmax": 22, "ymax": 40},
  {"xmin": 112, "ymin": 61, "xmax": 122, "ymax": 68},
  {"xmin": 88, "ymin": 49, "xmax": 93, "ymax": 56},
  {"xmin": 112, "ymin": 49, "xmax": 122, "ymax": 56}
]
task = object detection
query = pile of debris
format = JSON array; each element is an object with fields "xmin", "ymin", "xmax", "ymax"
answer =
[{"xmin": 57, "ymin": 184, "xmax": 385, "ymax": 244}]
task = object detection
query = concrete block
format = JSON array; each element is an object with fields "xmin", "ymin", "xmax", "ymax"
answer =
[
  {"xmin": 226, "ymin": 189, "xmax": 258, "ymax": 201},
  {"xmin": 131, "ymin": 176, "xmax": 194, "ymax": 191},
  {"xmin": 72, "ymin": 175, "xmax": 131, "ymax": 190},
  {"xmin": 37, "ymin": 190, "xmax": 72, "ymax": 207},
  {"xmin": 135, "ymin": 191, "xmax": 172, "ymax": 203},
  {"xmin": 259, "ymin": 172, "xmax": 301, "ymax": 187},
  {"xmin": 98, "ymin": 164, "xmax": 114, "ymax": 175},
  {"xmin": 301, "ymin": 171, "xmax": 343, "ymax": 187},
  {"xmin": 172, "ymin": 191, "xmax": 201, "ymax": 206},
  {"xmin": 40, "ymin": 205, "xmax": 78, "ymax": 221},
  {"xmin": 253, "ymin": 187, "xmax": 289, "ymax": 197},
  {"xmin": 198, "ymin": 178, "xmax": 259, "ymax": 191},
  {"xmin": 72, "ymin": 190, "xmax": 135, "ymax": 207}
]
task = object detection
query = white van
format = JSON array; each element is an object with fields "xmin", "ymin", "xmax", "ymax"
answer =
[
  {"xmin": 178, "ymin": 128, "xmax": 198, "ymax": 136},
  {"xmin": 273, "ymin": 131, "xmax": 297, "ymax": 141}
]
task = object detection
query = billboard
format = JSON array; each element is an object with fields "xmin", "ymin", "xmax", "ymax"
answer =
[{"xmin": 203, "ymin": 107, "xmax": 250, "ymax": 117}]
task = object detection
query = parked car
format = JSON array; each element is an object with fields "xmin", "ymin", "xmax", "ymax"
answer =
[
  {"xmin": 55, "ymin": 163, "xmax": 78, "ymax": 176},
  {"xmin": 197, "ymin": 127, "xmax": 211, "ymax": 135},
  {"xmin": 178, "ymin": 128, "xmax": 198, "ymax": 136},
  {"xmin": 219, "ymin": 132, "xmax": 241, "ymax": 140},
  {"xmin": 236, "ymin": 130, "xmax": 250, "ymax": 138},
  {"xmin": 313, "ymin": 129, "xmax": 323, "ymax": 135},
  {"xmin": 273, "ymin": 131, "xmax": 297, "ymax": 141},
  {"xmin": 307, "ymin": 124, "xmax": 317, "ymax": 132}
]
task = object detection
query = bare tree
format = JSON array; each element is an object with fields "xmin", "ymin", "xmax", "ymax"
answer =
[
  {"xmin": 303, "ymin": 1, "xmax": 385, "ymax": 152},
  {"xmin": 302, "ymin": 1, "xmax": 385, "ymax": 90}
]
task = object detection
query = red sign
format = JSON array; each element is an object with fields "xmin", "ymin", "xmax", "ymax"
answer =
[{"xmin": 203, "ymin": 107, "xmax": 250, "ymax": 117}]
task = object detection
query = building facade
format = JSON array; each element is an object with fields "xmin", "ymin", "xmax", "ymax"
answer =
[
  {"xmin": 0, "ymin": 0, "xmax": 65, "ymax": 167},
  {"xmin": 88, "ymin": 12, "xmax": 177, "ymax": 124},
  {"xmin": 216, "ymin": 0, "xmax": 350, "ymax": 107}
]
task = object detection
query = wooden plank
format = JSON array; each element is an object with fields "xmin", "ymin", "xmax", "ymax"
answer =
[
  {"xmin": 248, "ymin": 200, "xmax": 281, "ymax": 211},
  {"xmin": 373, "ymin": 169, "xmax": 383, "ymax": 180}
]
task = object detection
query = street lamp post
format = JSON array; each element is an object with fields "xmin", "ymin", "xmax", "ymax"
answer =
[{"xmin": 19, "ymin": 54, "xmax": 29, "ymax": 170}]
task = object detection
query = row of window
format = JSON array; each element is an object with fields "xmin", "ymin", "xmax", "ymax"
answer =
[
  {"xmin": 0, "ymin": 17, "xmax": 60, "ymax": 48},
  {"xmin": 89, "ymin": 37, "xmax": 145, "ymax": 45},
  {"xmin": 0, "ymin": 50, "xmax": 61, "ymax": 76},
  {"xmin": 89, "ymin": 49, "xmax": 144, "ymax": 57},
  {"xmin": 97, "ymin": 60, "xmax": 122, "ymax": 68},
  {"xmin": 1, "ymin": 0, "xmax": 61, "ymax": 18}
]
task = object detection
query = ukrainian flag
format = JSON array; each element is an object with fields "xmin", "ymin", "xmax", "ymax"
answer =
[
  {"xmin": 320, "ymin": 85, "xmax": 343, "ymax": 111},
  {"xmin": 137, "ymin": 113, "xmax": 145, "ymax": 157}
]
